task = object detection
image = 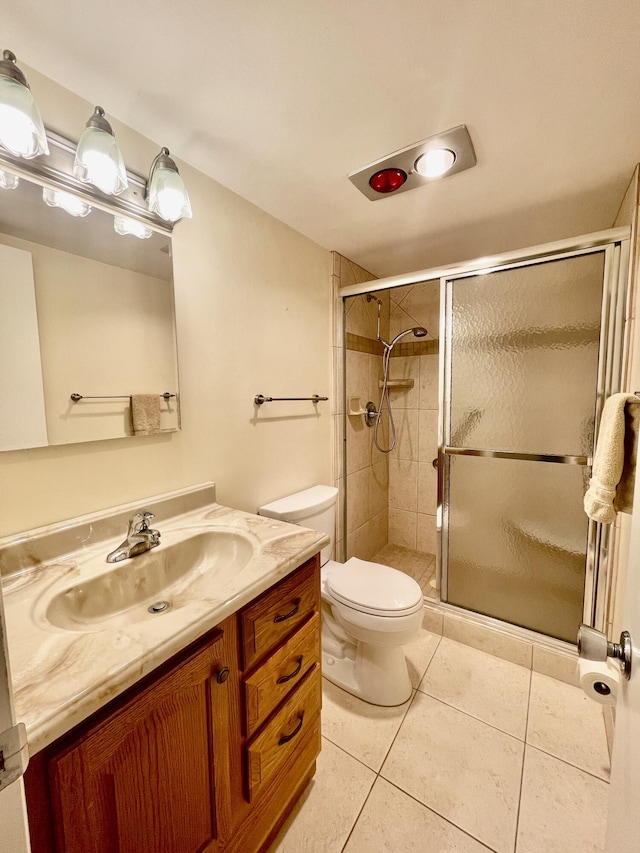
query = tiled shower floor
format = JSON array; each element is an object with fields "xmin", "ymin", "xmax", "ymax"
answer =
[
  {"xmin": 372, "ymin": 543, "xmax": 438, "ymax": 600},
  {"xmin": 268, "ymin": 629, "xmax": 610, "ymax": 853}
]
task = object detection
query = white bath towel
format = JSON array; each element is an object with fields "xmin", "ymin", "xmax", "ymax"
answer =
[{"xmin": 584, "ymin": 393, "xmax": 640, "ymax": 523}]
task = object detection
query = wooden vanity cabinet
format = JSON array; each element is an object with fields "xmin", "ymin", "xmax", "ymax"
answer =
[{"xmin": 24, "ymin": 553, "xmax": 322, "ymax": 853}]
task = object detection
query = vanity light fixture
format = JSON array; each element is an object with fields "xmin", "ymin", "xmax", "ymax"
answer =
[
  {"xmin": 147, "ymin": 147, "xmax": 192, "ymax": 223},
  {"xmin": 0, "ymin": 168, "xmax": 19, "ymax": 189},
  {"xmin": 114, "ymin": 215, "xmax": 152, "ymax": 239},
  {"xmin": 42, "ymin": 186, "xmax": 92, "ymax": 217},
  {"xmin": 348, "ymin": 124, "xmax": 476, "ymax": 201},
  {"xmin": 73, "ymin": 106, "xmax": 128, "ymax": 195},
  {"xmin": 0, "ymin": 50, "xmax": 49, "ymax": 159}
]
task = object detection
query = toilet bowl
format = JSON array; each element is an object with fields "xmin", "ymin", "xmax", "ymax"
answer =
[
  {"xmin": 321, "ymin": 558, "xmax": 423, "ymax": 705},
  {"xmin": 258, "ymin": 486, "xmax": 424, "ymax": 706}
]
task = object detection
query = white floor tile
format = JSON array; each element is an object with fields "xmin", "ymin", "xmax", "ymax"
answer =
[
  {"xmin": 268, "ymin": 737, "xmax": 375, "ymax": 853},
  {"xmin": 419, "ymin": 637, "xmax": 531, "ymax": 738},
  {"xmin": 344, "ymin": 777, "xmax": 493, "ymax": 852},
  {"xmin": 381, "ymin": 692, "xmax": 524, "ymax": 853},
  {"xmin": 527, "ymin": 672, "xmax": 611, "ymax": 780},
  {"xmin": 516, "ymin": 746, "xmax": 608, "ymax": 853},
  {"xmin": 321, "ymin": 678, "xmax": 413, "ymax": 771}
]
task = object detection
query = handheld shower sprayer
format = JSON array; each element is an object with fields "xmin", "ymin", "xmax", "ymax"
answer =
[{"xmin": 364, "ymin": 292, "xmax": 428, "ymax": 452}]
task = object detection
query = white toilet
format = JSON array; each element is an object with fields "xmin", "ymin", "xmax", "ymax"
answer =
[{"xmin": 258, "ymin": 485, "xmax": 423, "ymax": 706}]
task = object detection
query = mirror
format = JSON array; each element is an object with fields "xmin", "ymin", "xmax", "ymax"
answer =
[{"xmin": 0, "ymin": 172, "xmax": 180, "ymax": 450}]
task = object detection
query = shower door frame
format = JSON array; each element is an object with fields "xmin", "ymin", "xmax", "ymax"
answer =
[
  {"xmin": 438, "ymin": 232, "xmax": 630, "ymax": 634},
  {"xmin": 339, "ymin": 226, "xmax": 630, "ymax": 639}
]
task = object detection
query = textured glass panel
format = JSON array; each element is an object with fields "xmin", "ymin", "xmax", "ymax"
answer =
[
  {"xmin": 449, "ymin": 253, "xmax": 604, "ymax": 455},
  {"xmin": 446, "ymin": 455, "xmax": 588, "ymax": 642}
]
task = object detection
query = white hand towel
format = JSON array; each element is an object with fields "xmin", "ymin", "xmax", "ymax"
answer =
[
  {"xmin": 131, "ymin": 394, "xmax": 161, "ymax": 436},
  {"xmin": 584, "ymin": 393, "xmax": 639, "ymax": 523}
]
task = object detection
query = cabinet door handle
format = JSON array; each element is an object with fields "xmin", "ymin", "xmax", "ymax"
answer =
[
  {"xmin": 216, "ymin": 667, "xmax": 230, "ymax": 684},
  {"xmin": 276, "ymin": 656, "xmax": 303, "ymax": 684},
  {"xmin": 278, "ymin": 711, "xmax": 304, "ymax": 745},
  {"xmin": 274, "ymin": 597, "xmax": 302, "ymax": 623}
]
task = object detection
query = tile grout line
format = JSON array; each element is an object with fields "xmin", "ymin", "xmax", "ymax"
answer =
[
  {"xmin": 512, "ymin": 666, "xmax": 533, "ymax": 853},
  {"xmin": 523, "ymin": 742, "xmax": 611, "ymax": 785},
  {"xmin": 380, "ymin": 776, "xmax": 500, "ymax": 853}
]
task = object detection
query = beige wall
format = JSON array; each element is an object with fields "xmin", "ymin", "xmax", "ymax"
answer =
[{"xmin": 0, "ymin": 68, "xmax": 333, "ymax": 536}]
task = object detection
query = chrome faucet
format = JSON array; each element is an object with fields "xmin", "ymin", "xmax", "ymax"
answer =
[{"xmin": 106, "ymin": 510, "xmax": 161, "ymax": 563}]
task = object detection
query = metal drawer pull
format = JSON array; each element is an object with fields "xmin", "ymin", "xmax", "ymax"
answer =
[
  {"xmin": 274, "ymin": 597, "xmax": 302, "ymax": 623},
  {"xmin": 216, "ymin": 667, "xmax": 230, "ymax": 684},
  {"xmin": 278, "ymin": 711, "xmax": 305, "ymax": 745},
  {"xmin": 277, "ymin": 656, "xmax": 303, "ymax": 684}
]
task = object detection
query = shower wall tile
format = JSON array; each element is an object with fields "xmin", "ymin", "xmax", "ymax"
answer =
[
  {"xmin": 389, "ymin": 284, "xmax": 414, "ymax": 307},
  {"xmin": 417, "ymin": 513, "xmax": 437, "ymax": 555},
  {"xmin": 346, "ymin": 350, "xmax": 371, "ymax": 405},
  {"xmin": 347, "ymin": 467, "xmax": 370, "ymax": 533},
  {"xmin": 397, "ymin": 280, "xmax": 440, "ymax": 340},
  {"xmin": 387, "ymin": 356, "xmax": 420, "ymax": 409},
  {"xmin": 419, "ymin": 353, "xmax": 439, "ymax": 410},
  {"xmin": 346, "ymin": 414, "xmax": 371, "ymax": 475},
  {"xmin": 369, "ymin": 459, "xmax": 389, "ymax": 517},
  {"xmin": 418, "ymin": 410, "xmax": 439, "ymax": 463},
  {"xmin": 395, "ymin": 409, "xmax": 419, "ymax": 461},
  {"xmin": 389, "ymin": 508, "xmax": 417, "ymax": 550},
  {"xmin": 417, "ymin": 461, "xmax": 437, "ymax": 515},
  {"xmin": 389, "ymin": 459, "xmax": 418, "ymax": 511},
  {"xmin": 339, "ymin": 256, "xmax": 377, "ymax": 289},
  {"xmin": 370, "ymin": 510, "xmax": 389, "ymax": 557},
  {"xmin": 347, "ymin": 520, "xmax": 376, "ymax": 561}
]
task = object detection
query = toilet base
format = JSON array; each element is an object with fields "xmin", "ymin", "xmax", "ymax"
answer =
[{"xmin": 322, "ymin": 642, "xmax": 413, "ymax": 706}]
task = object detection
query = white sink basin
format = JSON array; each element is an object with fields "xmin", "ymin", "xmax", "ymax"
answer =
[{"xmin": 44, "ymin": 529, "xmax": 254, "ymax": 630}]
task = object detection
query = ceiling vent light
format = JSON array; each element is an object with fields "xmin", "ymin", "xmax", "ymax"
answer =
[
  {"xmin": 414, "ymin": 148, "xmax": 456, "ymax": 178},
  {"xmin": 369, "ymin": 168, "xmax": 407, "ymax": 194},
  {"xmin": 74, "ymin": 106, "xmax": 128, "ymax": 195},
  {"xmin": 348, "ymin": 125, "xmax": 476, "ymax": 201},
  {"xmin": 0, "ymin": 50, "xmax": 49, "ymax": 159}
]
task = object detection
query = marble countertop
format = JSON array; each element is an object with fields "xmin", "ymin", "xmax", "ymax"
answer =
[{"xmin": 1, "ymin": 495, "xmax": 327, "ymax": 754}]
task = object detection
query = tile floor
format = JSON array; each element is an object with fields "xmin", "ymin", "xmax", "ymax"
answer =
[
  {"xmin": 373, "ymin": 543, "xmax": 438, "ymax": 599},
  {"xmin": 268, "ymin": 629, "xmax": 610, "ymax": 853}
]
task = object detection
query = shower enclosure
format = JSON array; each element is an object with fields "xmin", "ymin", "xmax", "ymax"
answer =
[{"xmin": 340, "ymin": 228, "xmax": 630, "ymax": 644}]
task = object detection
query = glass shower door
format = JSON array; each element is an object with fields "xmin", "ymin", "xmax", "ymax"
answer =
[{"xmin": 440, "ymin": 246, "xmax": 624, "ymax": 643}]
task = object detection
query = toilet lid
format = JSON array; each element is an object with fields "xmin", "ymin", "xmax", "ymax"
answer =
[{"xmin": 326, "ymin": 558, "xmax": 423, "ymax": 616}]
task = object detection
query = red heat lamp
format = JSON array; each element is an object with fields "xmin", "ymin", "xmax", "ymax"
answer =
[{"xmin": 368, "ymin": 168, "xmax": 407, "ymax": 194}]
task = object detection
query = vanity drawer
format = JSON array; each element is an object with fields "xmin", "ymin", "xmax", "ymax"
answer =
[
  {"xmin": 245, "ymin": 663, "xmax": 321, "ymax": 802},
  {"xmin": 244, "ymin": 611, "xmax": 320, "ymax": 737},
  {"xmin": 240, "ymin": 556, "xmax": 319, "ymax": 670}
]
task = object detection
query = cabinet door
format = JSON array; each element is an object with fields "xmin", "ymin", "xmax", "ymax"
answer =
[{"xmin": 49, "ymin": 625, "xmax": 235, "ymax": 853}]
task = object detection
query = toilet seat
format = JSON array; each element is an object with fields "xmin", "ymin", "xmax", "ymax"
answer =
[{"xmin": 325, "ymin": 557, "xmax": 423, "ymax": 617}]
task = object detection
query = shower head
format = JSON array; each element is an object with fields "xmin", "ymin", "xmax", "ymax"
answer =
[{"xmin": 388, "ymin": 326, "xmax": 429, "ymax": 347}]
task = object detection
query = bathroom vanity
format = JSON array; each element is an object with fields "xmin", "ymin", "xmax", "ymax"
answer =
[{"xmin": 0, "ymin": 486, "xmax": 326, "ymax": 853}]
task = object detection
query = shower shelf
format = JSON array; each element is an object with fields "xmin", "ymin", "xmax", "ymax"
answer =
[{"xmin": 379, "ymin": 379, "xmax": 415, "ymax": 390}]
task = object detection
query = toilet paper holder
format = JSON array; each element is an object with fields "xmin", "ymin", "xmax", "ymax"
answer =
[{"xmin": 577, "ymin": 624, "xmax": 632, "ymax": 680}]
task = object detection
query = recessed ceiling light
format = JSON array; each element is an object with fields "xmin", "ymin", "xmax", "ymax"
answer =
[
  {"xmin": 348, "ymin": 125, "xmax": 476, "ymax": 201},
  {"xmin": 414, "ymin": 148, "xmax": 456, "ymax": 178}
]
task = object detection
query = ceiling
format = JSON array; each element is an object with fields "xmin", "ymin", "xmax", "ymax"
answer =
[{"xmin": 5, "ymin": 1, "xmax": 640, "ymax": 277}]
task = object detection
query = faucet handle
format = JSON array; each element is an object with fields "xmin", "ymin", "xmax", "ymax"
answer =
[{"xmin": 128, "ymin": 509, "xmax": 155, "ymax": 535}]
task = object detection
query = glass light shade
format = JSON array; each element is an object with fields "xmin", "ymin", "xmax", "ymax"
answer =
[
  {"xmin": 414, "ymin": 148, "xmax": 456, "ymax": 178},
  {"xmin": 42, "ymin": 186, "xmax": 92, "ymax": 217},
  {"xmin": 0, "ymin": 169, "xmax": 19, "ymax": 189},
  {"xmin": 0, "ymin": 75, "xmax": 49, "ymax": 159},
  {"xmin": 74, "ymin": 125, "xmax": 128, "ymax": 195},
  {"xmin": 114, "ymin": 215, "xmax": 152, "ymax": 239},
  {"xmin": 148, "ymin": 165, "xmax": 192, "ymax": 222}
]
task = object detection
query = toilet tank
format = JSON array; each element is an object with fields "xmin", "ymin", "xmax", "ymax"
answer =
[{"xmin": 258, "ymin": 485, "xmax": 338, "ymax": 566}]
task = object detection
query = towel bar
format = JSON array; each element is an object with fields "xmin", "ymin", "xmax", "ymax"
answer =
[
  {"xmin": 254, "ymin": 394, "xmax": 329, "ymax": 406},
  {"xmin": 70, "ymin": 392, "xmax": 175, "ymax": 402}
]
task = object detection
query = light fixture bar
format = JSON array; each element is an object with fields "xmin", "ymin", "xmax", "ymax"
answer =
[{"xmin": 0, "ymin": 127, "xmax": 173, "ymax": 233}]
